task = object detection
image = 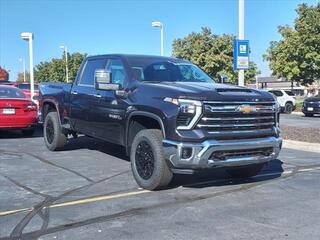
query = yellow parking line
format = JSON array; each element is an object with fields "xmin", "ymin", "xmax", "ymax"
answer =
[
  {"xmin": 50, "ymin": 189, "xmax": 150, "ymax": 208},
  {"xmin": 0, "ymin": 207, "xmax": 32, "ymax": 216},
  {"xmin": 0, "ymin": 189, "xmax": 150, "ymax": 217}
]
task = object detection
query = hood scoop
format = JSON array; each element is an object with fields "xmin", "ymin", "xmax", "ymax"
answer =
[{"xmin": 216, "ymin": 88, "xmax": 258, "ymax": 96}]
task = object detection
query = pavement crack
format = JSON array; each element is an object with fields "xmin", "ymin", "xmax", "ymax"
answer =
[
  {"xmin": 0, "ymin": 149, "xmax": 95, "ymax": 183},
  {"xmin": 0, "ymin": 173, "xmax": 50, "ymax": 198},
  {"xmin": 7, "ymin": 170, "xmax": 130, "ymax": 240},
  {"xmin": 26, "ymin": 152, "xmax": 95, "ymax": 183}
]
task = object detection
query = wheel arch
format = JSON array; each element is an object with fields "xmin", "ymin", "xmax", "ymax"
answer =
[
  {"xmin": 125, "ymin": 111, "xmax": 166, "ymax": 155},
  {"xmin": 42, "ymin": 100, "xmax": 62, "ymax": 124}
]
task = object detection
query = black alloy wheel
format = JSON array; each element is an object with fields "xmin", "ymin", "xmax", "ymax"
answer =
[
  {"xmin": 135, "ymin": 140, "xmax": 155, "ymax": 180},
  {"xmin": 45, "ymin": 119, "xmax": 54, "ymax": 144}
]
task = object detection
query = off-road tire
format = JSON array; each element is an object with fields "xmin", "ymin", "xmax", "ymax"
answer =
[
  {"xmin": 284, "ymin": 102, "xmax": 294, "ymax": 114},
  {"xmin": 130, "ymin": 129, "xmax": 173, "ymax": 190},
  {"xmin": 226, "ymin": 163, "xmax": 265, "ymax": 179},
  {"xmin": 44, "ymin": 111, "xmax": 67, "ymax": 151}
]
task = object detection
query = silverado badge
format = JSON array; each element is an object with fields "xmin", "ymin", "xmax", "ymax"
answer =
[{"xmin": 237, "ymin": 105, "xmax": 256, "ymax": 114}]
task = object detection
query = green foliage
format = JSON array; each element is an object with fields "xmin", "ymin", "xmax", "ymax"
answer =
[
  {"xmin": 264, "ymin": 3, "xmax": 320, "ymax": 85},
  {"xmin": 35, "ymin": 52, "xmax": 87, "ymax": 83},
  {"xmin": 172, "ymin": 27, "xmax": 260, "ymax": 84},
  {"xmin": 16, "ymin": 71, "xmax": 30, "ymax": 82}
]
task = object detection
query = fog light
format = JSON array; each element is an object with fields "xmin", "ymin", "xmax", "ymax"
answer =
[{"xmin": 181, "ymin": 147, "xmax": 193, "ymax": 159}]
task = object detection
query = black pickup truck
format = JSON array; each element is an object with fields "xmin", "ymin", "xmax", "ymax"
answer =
[{"xmin": 40, "ymin": 54, "xmax": 282, "ymax": 190}]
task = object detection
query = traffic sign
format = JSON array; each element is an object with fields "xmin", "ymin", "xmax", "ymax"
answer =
[{"xmin": 233, "ymin": 39, "xmax": 250, "ymax": 70}]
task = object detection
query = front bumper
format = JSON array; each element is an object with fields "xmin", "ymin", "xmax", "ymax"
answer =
[{"xmin": 163, "ymin": 136, "xmax": 282, "ymax": 170}]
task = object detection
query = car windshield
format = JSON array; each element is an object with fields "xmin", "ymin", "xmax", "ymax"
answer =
[
  {"xmin": 18, "ymin": 84, "xmax": 39, "ymax": 91},
  {"xmin": 126, "ymin": 57, "xmax": 214, "ymax": 83},
  {"xmin": 0, "ymin": 87, "xmax": 26, "ymax": 99}
]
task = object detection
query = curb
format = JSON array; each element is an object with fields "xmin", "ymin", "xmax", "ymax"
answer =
[
  {"xmin": 283, "ymin": 139, "xmax": 320, "ymax": 153},
  {"xmin": 291, "ymin": 111, "xmax": 303, "ymax": 116}
]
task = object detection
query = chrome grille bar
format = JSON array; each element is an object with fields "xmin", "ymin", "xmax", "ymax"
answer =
[
  {"xmin": 198, "ymin": 122, "xmax": 274, "ymax": 128},
  {"xmin": 202, "ymin": 116, "xmax": 274, "ymax": 121}
]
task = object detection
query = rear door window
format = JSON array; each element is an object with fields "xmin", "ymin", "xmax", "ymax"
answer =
[
  {"xmin": 79, "ymin": 58, "xmax": 108, "ymax": 86},
  {"xmin": 285, "ymin": 91, "xmax": 294, "ymax": 96},
  {"xmin": 269, "ymin": 90, "xmax": 283, "ymax": 97}
]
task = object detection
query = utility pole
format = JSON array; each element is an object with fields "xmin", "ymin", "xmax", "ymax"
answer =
[
  {"xmin": 19, "ymin": 58, "xmax": 26, "ymax": 82},
  {"xmin": 60, "ymin": 45, "xmax": 69, "ymax": 83},
  {"xmin": 238, "ymin": 0, "xmax": 245, "ymax": 86},
  {"xmin": 21, "ymin": 32, "xmax": 34, "ymax": 99},
  {"xmin": 152, "ymin": 21, "xmax": 164, "ymax": 56}
]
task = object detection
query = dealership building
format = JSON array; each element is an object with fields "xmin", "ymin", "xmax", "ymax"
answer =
[{"xmin": 247, "ymin": 77, "xmax": 319, "ymax": 97}]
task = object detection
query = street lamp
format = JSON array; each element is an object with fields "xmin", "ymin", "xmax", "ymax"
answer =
[
  {"xmin": 18, "ymin": 58, "xmax": 26, "ymax": 82},
  {"xmin": 20, "ymin": 32, "xmax": 34, "ymax": 99},
  {"xmin": 60, "ymin": 45, "xmax": 69, "ymax": 83},
  {"xmin": 151, "ymin": 21, "xmax": 164, "ymax": 56},
  {"xmin": 238, "ymin": 0, "xmax": 245, "ymax": 86}
]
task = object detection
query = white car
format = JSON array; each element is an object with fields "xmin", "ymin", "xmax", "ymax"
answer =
[{"xmin": 268, "ymin": 90, "xmax": 296, "ymax": 113}]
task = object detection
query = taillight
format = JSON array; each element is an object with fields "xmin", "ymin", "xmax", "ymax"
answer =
[{"xmin": 24, "ymin": 102, "xmax": 37, "ymax": 112}]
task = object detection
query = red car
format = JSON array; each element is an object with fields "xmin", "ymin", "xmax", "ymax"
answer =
[
  {"xmin": 16, "ymin": 83, "xmax": 40, "ymax": 99},
  {"xmin": 0, "ymin": 85, "xmax": 37, "ymax": 136}
]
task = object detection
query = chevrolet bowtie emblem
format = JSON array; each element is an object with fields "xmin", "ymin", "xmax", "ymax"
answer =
[{"xmin": 237, "ymin": 105, "xmax": 256, "ymax": 113}]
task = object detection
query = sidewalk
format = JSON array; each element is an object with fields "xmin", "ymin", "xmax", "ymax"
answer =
[{"xmin": 283, "ymin": 139, "xmax": 320, "ymax": 153}]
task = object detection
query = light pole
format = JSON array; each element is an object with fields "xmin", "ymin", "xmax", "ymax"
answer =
[
  {"xmin": 21, "ymin": 32, "xmax": 34, "ymax": 99},
  {"xmin": 238, "ymin": 0, "xmax": 245, "ymax": 86},
  {"xmin": 60, "ymin": 45, "xmax": 69, "ymax": 83},
  {"xmin": 19, "ymin": 58, "xmax": 26, "ymax": 82},
  {"xmin": 152, "ymin": 21, "xmax": 164, "ymax": 56}
]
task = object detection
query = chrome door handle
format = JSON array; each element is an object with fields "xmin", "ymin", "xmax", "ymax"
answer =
[
  {"xmin": 93, "ymin": 94, "xmax": 102, "ymax": 98},
  {"xmin": 71, "ymin": 91, "xmax": 78, "ymax": 95}
]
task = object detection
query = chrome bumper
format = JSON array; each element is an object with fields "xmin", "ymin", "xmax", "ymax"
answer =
[{"xmin": 163, "ymin": 137, "xmax": 282, "ymax": 169}]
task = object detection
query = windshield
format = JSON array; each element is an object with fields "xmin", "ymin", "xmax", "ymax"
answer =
[
  {"xmin": 0, "ymin": 87, "xmax": 26, "ymax": 99},
  {"xmin": 126, "ymin": 57, "xmax": 214, "ymax": 83}
]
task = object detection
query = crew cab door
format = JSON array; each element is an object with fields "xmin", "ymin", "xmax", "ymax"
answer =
[
  {"xmin": 69, "ymin": 57, "xmax": 108, "ymax": 135},
  {"xmin": 89, "ymin": 58, "xmax": 128, "ymax": 145}
]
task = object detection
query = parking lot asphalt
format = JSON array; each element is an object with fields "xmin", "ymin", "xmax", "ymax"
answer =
[
  {"xmin": 0, "ymin": 127, "xmax": 320, "ymax": 240},
  {"xmin": 281, "ymin": 113, "xmax": 320, "ymax": 128}
]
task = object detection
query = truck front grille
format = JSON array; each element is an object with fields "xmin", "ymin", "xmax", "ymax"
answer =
[{"xmin": 197, "ymin": 101, "xmax": 277, "ymax": 136}]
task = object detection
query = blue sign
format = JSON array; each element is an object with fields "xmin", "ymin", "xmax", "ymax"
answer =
[{"xmin": 233, "ymin": 39, "xmax": 250, "ymax": 70}]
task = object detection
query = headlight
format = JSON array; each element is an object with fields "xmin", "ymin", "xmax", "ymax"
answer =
[
  {"xmin": 274, "ymin": 101, "xmax": 281, "ymax": 113},
  {"xmin": 164, "ymin": 98, "xmax": 202, "ymax": 130}
]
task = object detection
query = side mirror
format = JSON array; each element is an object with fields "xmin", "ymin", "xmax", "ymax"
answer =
[{"xmin": 94, "ymin": 69, "xmax": 120, "ymax": 91}]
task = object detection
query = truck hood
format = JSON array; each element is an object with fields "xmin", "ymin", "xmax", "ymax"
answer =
[{"xmin": 142, "ymin": 82, "xmax": 274, "ymax": 102}]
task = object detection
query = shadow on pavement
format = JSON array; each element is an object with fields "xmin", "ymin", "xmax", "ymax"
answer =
[
  {"xmin": 64, "ymin": 135, "xmax": 129, "ymax": 161},
  {"xmin": 0, "ymin": 125, "xmax": 43, "ymax": 139},
  {"xmin": 170, "ymin": 159, "xmax": 284, "ymax": 189}
]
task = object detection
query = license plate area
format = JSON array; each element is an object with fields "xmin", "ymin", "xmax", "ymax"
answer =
[
  {"xmin": 2, "ymin": 108, "xmax": 15, "ymax": 115},
  {"xmin": 307, "ymin": 107, "xmax": 314, "ymax": 111}
]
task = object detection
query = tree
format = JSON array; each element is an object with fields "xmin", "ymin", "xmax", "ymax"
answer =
[
  {"xmin": 264, "ymin": 3, "xmax": 320, "ymax": 85},
  {"xmin": 172, "ymin": 27, "xmax": 260, "ymax": 84},
  {"xmin": 0, "ymin": 66, "xmax": 9, "ymax": 81},
  {"xmin": 35, "ymin": 52, "xmax": 87, "ymax": 83},
  {"xmin": 17, "ymin": 71, "xmax": 30, "ymax": 82}
]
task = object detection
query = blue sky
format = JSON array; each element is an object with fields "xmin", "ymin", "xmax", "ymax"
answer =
[{"xmin": 0, "ymin": 0, "xmax": 318, "ymax": 81}]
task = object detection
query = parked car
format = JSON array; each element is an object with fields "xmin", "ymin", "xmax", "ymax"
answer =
[
  {"xmin": 0, "ymin": 85, "xmax": 37, "ymax": 136},
  {"xmin": 40, "ymin": 54, "xmax": 282, "ymax": 190},
  {"xmin": 268, "ymin": 90, "xmax": 296, "ymax": 113},
  {"xmin": 16, "ymin": 83, "xmax": 40, "ymax": 100},
  {"xmin": 302, "ymin": 94, "xmax": 320, "ymax": 117}
]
